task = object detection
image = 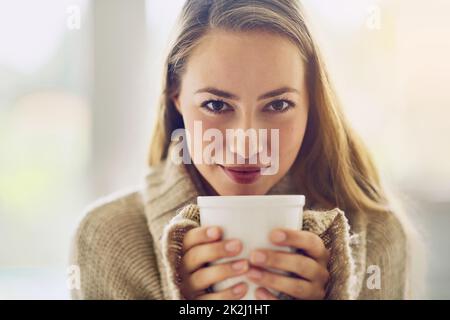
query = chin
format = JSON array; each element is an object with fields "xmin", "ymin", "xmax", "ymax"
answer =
[{"xmin": 208, "ymin": 165, "xmax": 275, "ymax": 196}]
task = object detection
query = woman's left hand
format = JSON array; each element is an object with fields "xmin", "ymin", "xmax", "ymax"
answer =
[{"xmin": 245, "ymin": 229, "xmax": 330, "ymax": 300}]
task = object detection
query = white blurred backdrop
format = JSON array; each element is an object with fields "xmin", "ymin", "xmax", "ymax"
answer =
[{"xmin": 0, "ymin": 0, "xmax": 449, "ymax": 299}]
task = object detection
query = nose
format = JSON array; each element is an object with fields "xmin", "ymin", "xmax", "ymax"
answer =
[{"xmin": 226, "ymin": 114, "xmax": 264, "ymax": 163}]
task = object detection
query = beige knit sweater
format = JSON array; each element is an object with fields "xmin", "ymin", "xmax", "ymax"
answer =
[{"xmin": 70, "ymin": 154, "xmax": 415, "ymax": 300}]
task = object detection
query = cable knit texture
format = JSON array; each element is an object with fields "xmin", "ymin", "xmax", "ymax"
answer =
[{"xmin": 70, "ymin": 147, "xmax": 412, "ymax": 300}]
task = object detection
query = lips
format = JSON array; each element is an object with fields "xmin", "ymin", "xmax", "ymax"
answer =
[{"xmin": 218, "ymin": 165, "xmax": 262, "ymax": 184}]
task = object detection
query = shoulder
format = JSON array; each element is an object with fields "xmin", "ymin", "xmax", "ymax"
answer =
[
  {"xmin": 75, "ymin": 188, "xmax": 147, "ymax": 238},
  {"xmin": 361, "ymin": 209, "xmax": 409, "ymax": 263},
  {"xmin": 359, "ymin": 209, "xmax": 415, "ymax": 299},
  {"xmin": 367, "ymin": 208, "xmax": 425, "ymax": 298},
  {"xmin": 364, "ymin": 209, "xmax": 410, "ymax": 253},
  {"xmin": 70, "ymin": 188, "xmax": 162, "ymax": 299}
]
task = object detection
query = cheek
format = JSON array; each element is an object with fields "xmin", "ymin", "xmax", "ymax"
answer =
[
  {"xmin": 181, "ymin": 102, "xmax": 225, "ymax": 132},
  {"xmin": 179, "ymin": 107, "xmax": 227, "ymax": 163},
  {"xmin": 277, "ymin": 114, "xmax": 308, "ymax": 158}
]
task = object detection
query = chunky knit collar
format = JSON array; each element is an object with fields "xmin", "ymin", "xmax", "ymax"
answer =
[
  {"xmin": 71, "ymin": 142, "xmax": 414, "ymax": 300},
  {"xmin": 140, "ymin": 143, "xmax": 373, "ymax": 299},
  {"xmin": 142, "ymin": 142, "xmax": 300, "ymax": 224}
]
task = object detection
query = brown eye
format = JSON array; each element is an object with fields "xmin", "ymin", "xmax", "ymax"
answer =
[
  {"xmin": 201, "ymin": 100, "xmax": 233, "ymax": 114},
  {"xmin": 264, "ymin": 100, "xmax": 294, "ymax": 113}
]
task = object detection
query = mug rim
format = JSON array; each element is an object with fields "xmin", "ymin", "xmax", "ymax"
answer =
[{"xmin": 197, "ymin": 195, "xmax": 305, "ymax": 207}]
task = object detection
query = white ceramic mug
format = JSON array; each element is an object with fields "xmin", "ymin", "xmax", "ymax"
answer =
[{"xmin": 197, "ymin": 195, "xmax": 305, "ymax": 300}]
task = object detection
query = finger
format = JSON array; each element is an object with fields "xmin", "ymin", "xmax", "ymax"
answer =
[
  {"xmin": 246, "ymin": 267, "xmax": 326, "ymax": 300},
  {"xmin": 188, "ymin": 259, "xmax": 249, "ymax": 292},
  {"xmin": 183, "ymin": 226, "xmax": 222, "ymax": 252},
  {"xmin": 255, "ymin": 287, "xmax": 278, "ymax": 300},
  {"xmin": 249, "ymin": 249, "xmax": 329, "ymax": 283},
  {"xmin": 269, "ymin": 229, "xmax": 329, "ymax": 264},
  {"xmin": 196, "ymin": 282, "xmax": 248, "ymax": 300},
  {"xmin": 182, "ymin": 239, "xmax": 242, "ymax": 273}
]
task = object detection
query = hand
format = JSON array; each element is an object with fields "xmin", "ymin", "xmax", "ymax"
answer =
[
  {"xmin": 180, "ymin": 226, "xmax": 250, "ymax": 300},
  {"xmin": 246, "ymin": 229, "xmax": 330, "ymax": 300}
]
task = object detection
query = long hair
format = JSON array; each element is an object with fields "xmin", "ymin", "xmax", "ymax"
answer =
[
  {"xmin": 148, "ymin": 0, "xmax": 425, "ymax": 297},
  {"xmin": 149, "ymin": 0, "xmax": 390, "ymax": 215}
]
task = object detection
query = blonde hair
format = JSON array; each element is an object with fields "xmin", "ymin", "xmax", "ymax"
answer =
[{"xmin": 149, "ymin": 0, "xmax": 390, "ymax": 214}]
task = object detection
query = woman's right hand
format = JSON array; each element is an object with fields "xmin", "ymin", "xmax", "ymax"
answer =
[{"xmin": 180, "ymin": 226, "xmax": 249, "ymax": 300}]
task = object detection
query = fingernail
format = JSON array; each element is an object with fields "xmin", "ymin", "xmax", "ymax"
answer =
[
  {"xmin": 271, "ymin": 230, "xmax": 286, "ymax": 243},
  {"xmin": 250, "ymin": 250, "xmax": 266, "ymax": 264},
  {"xmin": 232, "ymin": 283, "xmax": 246, "ymax": 295},
  {"xmin": 206, "ymin": 227, "xmax": 220, "ymax": 239},
  {"xmin": 232, "ymin": 260, "xmax": 248, "ymax": 271},
  {"xmin": 247, "ymin": 269, "xmax": 263, "ymax": 280},
  {"xmin": 225, "ymin": 239, "xmax": 241, "ymax": 252}
]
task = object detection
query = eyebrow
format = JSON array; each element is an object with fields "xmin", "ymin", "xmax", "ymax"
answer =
[{"xmin": 194, "ymin": 86, "xmax": 300, "ymax": 101}]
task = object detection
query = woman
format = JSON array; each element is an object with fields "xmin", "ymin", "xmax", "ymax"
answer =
[{"xmin": 70, "ymin": 0, "xmax": 421, "ymax": 299}]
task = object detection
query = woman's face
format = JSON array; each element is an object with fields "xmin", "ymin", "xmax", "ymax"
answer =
[{"xmin": 173, "ymin": 29, "xmax": 309, "ymax": 195}]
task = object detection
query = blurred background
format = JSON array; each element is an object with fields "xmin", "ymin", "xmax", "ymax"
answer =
[{"xmin": 0, "ymin": 0, "xmax": 449, "ymax": 299}]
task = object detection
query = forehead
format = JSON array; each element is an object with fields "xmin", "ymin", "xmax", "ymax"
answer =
[{"xmin": 181, "ymin": 29, "xmax": 306, "ymax": 94}]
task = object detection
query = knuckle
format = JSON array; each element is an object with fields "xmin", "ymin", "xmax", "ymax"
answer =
[
  {"xmin": 183, "ymin": 227, "xmax": 201, "ymax": 249},
  {"xmin": 314, "ymin": 235, "xmax": 326, "ymax": 251},
  {"xmin": 303, "ymin": 231, "xmax": 322, "ymax": 249},
  {"xmin": 297, "ymin": 230, "xmax": 309, "ymax": 244},
  {"xmin": 182, "ymin": 249, "xmax": 193, "ymax": 267},
  {"xmin": 295, "ymin": 256, "xmax": 306, "ymax": 274},
  {"xmin": 291, "ymin": 284, "xmax": 303, "ymax": 298},
  {"xmin": 321, "ymin": 250, "xmax": 331, "ymax": 264},
  {"xmin": 208, "ymin": 240, "xmax": 238, "ymax": 263},
  {"xmin": 189, "ymin": 269, "xmax": 203, "ymax": 288},
  {"xmin": 309, "ymin": 283, "xmax": 326, "ymax": 300},
  {"xmin": 226, "ymin": 264, "xmax": 237, "ymax": 277},
  {"xmin": 316, "ymin": 287, "xmax": 326, "ymax": 299},
  {"xmin": 185, "ymin": 249, "xmax": 199, "ymax": 268},
  {"xmin": 188, "ymin": 245, "xmax": 209, "ymax": 270},
  {"xmin": 322, "ymin": 268, "xmax": 330, "ymax": 283},
  {"xmin": 311, "ymin": 264, "xmax": 325, "ymax": 281},
  {"xmin": 308, "ymin": 235, "xmax": 321, "ymax": 251},
  {"xmin": 320, "ymin": 275, "xmax": 330, "ymax": 289},
  {"xmin": 293, "ymin": 279, "xmax": 310, "ymax": 299},
  {"xmin": 210, "ymin": 264, "xmax": 229, "ymax": 282},
  {"xmin": 191, "ymin": 256, "xmax": 239, "ymax": 288},
  {"xmin": 199, "ymin": 243, "xmax": 220, "ymax": 265},
  {"xmin": 259, "ymin": 270, "xmax": 271, "ymax": 283},
  {"xmin": 182, "ymin": 231, "xmax": 191, "ymax": 250}
]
